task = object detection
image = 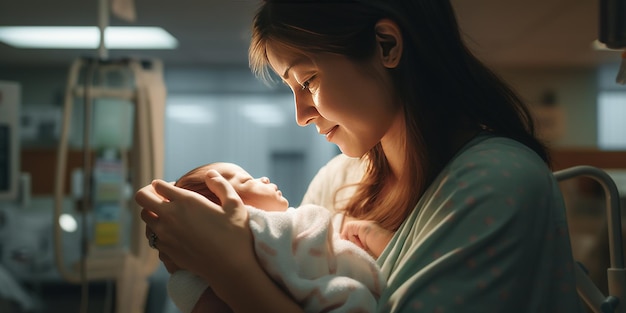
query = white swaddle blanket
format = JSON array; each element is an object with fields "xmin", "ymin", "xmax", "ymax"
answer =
[{"xmin": 168, "ymin": 204, "xmax": 385, "ymax": 313}]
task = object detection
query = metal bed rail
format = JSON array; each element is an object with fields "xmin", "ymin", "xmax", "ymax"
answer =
[{"xmin": 555, "ymin": 165, "xmax": 626, "ymax": 313}]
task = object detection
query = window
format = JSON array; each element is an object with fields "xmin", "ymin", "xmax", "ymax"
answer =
[{"xmin": 598, "ymin": 91, "xmax": 626, "ymax": 150}]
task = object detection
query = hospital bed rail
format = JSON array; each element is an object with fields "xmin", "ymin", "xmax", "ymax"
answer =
[{"xmin": 554, "ymin": 165, "xmax": 626, "ymax": 313}]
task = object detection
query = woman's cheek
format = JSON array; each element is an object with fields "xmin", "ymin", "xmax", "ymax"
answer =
[{"xmin": 313, "ymin": 92, "xmax": 341, "ymax": 120}]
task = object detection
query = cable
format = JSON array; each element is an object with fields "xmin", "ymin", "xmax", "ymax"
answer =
[{"xmin": 78, "ymin": 58, "xmax": 98, "ymax": 313}]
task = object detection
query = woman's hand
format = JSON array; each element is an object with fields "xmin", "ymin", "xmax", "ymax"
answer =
[
  {"xmin": 136, "ymin": 170, "xmax": 303, "ymax": 312},
  {"xmin": 144, "ymin": 225, "xmax": 180, "ymax": 273},
  {"xmin": 135, "ymin": 170, "xmax": 254, "ymax": 284},
  {"xmin": 340, "ymin": 219, "xmax": 394, "ymax": 258}
]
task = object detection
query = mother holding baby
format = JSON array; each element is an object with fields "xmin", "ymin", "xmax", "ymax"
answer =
[{"xmin": 135, "ymin": 0, "xmax": 584, "ymax": 312}]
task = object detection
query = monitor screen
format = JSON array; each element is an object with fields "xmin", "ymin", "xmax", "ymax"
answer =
[
  {"xmin": 600, "ymin": 0, "xmax": 626, "ymax": 49},
  {"xmin": 0, "ymin": 81, "xmax": 20, "ymax": 201}
]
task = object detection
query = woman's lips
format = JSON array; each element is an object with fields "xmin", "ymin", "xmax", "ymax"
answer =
[{"xmin": 323, "ymin": 125, "xmax": 338, "ymax": 141}]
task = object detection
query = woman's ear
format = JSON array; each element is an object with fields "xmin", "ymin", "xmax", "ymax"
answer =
[{"xmin": 375, "ymin": 19, "xmax": 403, "ymax": 68}]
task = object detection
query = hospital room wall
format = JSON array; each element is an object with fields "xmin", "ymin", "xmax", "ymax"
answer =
[
  {"xmin": 0, "ymin": 63, "xmax": 615, "ymax": 200},
  {"xmin": 0, "ymin": 65, "xmax": 339, "ymax": 204},
  {"xmin": 162, "ymin": 66, "xmax": 339, "ymax": 203},
  {"xmin": 497, "ymin": 66, "xmax": 599, "ymax": 148},
  {"xmin": 498, "ymin": 63, "xmax": 626, "ymax": 170}
]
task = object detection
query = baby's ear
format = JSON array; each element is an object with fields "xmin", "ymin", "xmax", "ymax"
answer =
[{"xmin": 375, "ymin": 19, "xmax": 403, "ymax": 68}]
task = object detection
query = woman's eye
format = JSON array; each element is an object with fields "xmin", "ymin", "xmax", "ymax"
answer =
[{"xmin": 300, "ymin": 76, "xmax": 316, "ymax": 92}]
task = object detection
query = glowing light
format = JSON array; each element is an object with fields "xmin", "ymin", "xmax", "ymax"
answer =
[
  {"xmin": 0, "ymin": 26, "xmax": 178, "ymax": 49},
  {"xmin": 59, "ymin": 214, "xmax": 78, "ymax": 232},
  {"xmin": 240, "ymin": 104, "xmax": 286, "ymax": 126}
]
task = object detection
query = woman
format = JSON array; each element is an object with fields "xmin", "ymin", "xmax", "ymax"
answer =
[{"xmin": 135, "ymin": 0, "xmax": 584, "ymax": 311}]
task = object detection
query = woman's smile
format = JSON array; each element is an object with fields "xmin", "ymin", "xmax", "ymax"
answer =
[{"xmin": 320, "ymin": 125, "xmax": 339, "ymax": 141}]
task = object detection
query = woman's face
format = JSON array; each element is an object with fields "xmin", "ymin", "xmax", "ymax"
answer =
[
  {"xmin": 266, "ymin": 46, "xmax": 403, "ymax": 158},
  {"xmin": 212, "ymin": 162, "xmax": 289, "ymax": 211}
]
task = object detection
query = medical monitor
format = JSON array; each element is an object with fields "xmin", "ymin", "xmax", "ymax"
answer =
[
  {"xmin": 600, "ymin": 0, "xmax": 626, "ymax": 49},
  {"xmin": 0, "ymin": 81, "xmax": 20, "ymax": 201}
]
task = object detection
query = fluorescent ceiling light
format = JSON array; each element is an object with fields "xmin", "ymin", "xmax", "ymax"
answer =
[
  {"xmin": 240, "ymin": 104, "xmax": 286, "ymax": 127},
  {"xmin": 0, "ymin": 26, "xmax": 178, "ymax": 49},
  {"xmin": 167, "ymin": 104, "xmax": 216, "ymax": 124}
]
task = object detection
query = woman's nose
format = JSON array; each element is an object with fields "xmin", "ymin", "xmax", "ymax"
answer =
[{"xmin": 294, "ymin": 92, "xmax": 318, "ymax": 126}]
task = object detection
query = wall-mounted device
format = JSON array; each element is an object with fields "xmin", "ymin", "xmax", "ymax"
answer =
[
  {"xmin": 600, "ymin": 0, "xmax": 626, "ymax": 49},
  {"xmin": 0, "ymin": 81, "xmax": 20, "ymax": 201}
]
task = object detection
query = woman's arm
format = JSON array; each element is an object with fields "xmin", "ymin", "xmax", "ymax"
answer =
[
  {"xmin": 191, "ymin": 287, "xmax": 232, "ymax": 313},
  {"xmin": 167, "ymin": 264, "xmax": 303, "ymax": 313},
  {"xmin": 208, "ymin": 255, "xmax": 303, "ymax": 312}
]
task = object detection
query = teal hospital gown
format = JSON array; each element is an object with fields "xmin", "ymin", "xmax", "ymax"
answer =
[{"xmin": 302, "ymin": 133, "xmax": 585, "ymax": 313}]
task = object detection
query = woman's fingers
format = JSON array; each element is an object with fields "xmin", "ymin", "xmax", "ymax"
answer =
[
  {"xmin": 159, "ymin": 251, "xmax": 181, "ymax": 273},
  {"xmin": 136, "ymin": 179, "xmax": 200, "ymax": 217},
  {"xmin": 135, "ymin": 181, "xmax": 167, "ymax": 214},
  {"xmin": 145, "ymin": 225, "xmax": 153, "ymax": 239},
  {"xmin": 141, "ymin": 209, "xmax": 159, "ymax": 223},
  {"xmin": 151, "ymin": 179, "xmax": 184, "ymax": 202},
  {"xmin": 204, "ymin": 170, "xmax": 245, "ymax": 214}
]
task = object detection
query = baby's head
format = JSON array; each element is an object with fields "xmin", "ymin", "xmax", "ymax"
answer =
[{"xmin": 175, "ymin": 162, "xmax": 289, "ymax": 211}]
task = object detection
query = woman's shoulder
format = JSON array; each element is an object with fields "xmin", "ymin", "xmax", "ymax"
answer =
[
  {"xmin": 443, "ymin": 134, "xmax": 557, "ymax": 194},
  {"xmin": 452, "ymin": 134, "xmax": 549, "ymax": 172}
]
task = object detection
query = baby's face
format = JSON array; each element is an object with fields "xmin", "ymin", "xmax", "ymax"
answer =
[{"xmin": 211, "ymin": 162, "xmax": 289, "ymax": 211}]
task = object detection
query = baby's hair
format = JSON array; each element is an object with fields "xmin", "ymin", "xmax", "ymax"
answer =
[{"xmin": 175, "ymin": 163, "xmax": 221, "ymax": 205}]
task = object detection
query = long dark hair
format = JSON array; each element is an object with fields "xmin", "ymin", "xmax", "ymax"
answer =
[{"xmin": 249, "ymin": 0, "xmax": 549, "ymax": 230}]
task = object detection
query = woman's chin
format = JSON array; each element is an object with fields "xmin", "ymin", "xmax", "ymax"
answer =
[{"xmin": 337, "ymin": 144, "xmax": 368, "ymax": 159}]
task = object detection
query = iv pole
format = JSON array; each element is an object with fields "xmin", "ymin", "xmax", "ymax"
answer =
[{"xmin": 53, "ymin": 0, "xmax": 163, "ymax": 312}]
